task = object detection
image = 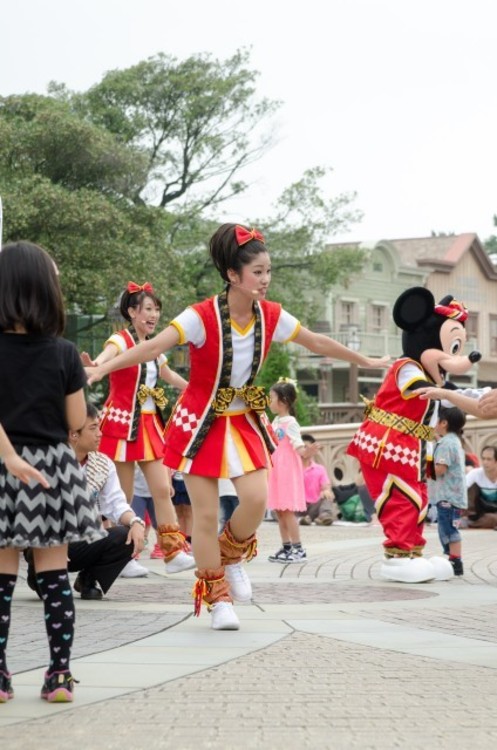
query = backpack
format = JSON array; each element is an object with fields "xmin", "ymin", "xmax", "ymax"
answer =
[
  {"xmin": 333, "ymin": 483, "xmax": 369, "ymax": 523},
  {"xmin": 339, "ymin": 494, "xmax": 368, "ymax": 523}
]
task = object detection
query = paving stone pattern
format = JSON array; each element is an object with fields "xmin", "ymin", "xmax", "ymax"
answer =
[{"xmin": 3, "ymin": 632, "xmax": 497, "ymax": 750}]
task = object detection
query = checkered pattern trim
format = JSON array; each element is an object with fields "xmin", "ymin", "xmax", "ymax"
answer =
[
  {"xmin": 102, "ymin": 405, "xmax": 131, "ymax": 427},
  {"xmin": 352, "ymin": 429, "xmax": 418, "ymax": 468},
  {"xmin": 172, "ymin": 407, "xmax": 199, "ymax": 434}
]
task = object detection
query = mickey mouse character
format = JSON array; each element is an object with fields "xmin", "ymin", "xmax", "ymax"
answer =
[{"xmin": 347, "ymin": 287, "xmax": 481, "ymax": 583}]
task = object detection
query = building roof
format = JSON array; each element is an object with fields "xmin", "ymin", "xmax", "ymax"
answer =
[
  {"xmin": 329, "ymin": 233, "xmax": 497, "ymax": 279},
  {"xmin": 384, "ymin": 233, "xmax": 497, "ymax": 278}
]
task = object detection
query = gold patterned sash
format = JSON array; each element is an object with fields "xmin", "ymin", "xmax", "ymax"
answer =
[
  {"xmin": 137, "ymin": 384, "xmax": 168, "ymax": 410},
  {"xmin": 212, "ymin": 385, "xmax": 269, "ymax": 415},
  {"xmin": 363, "ymin": 397, "xmax": 435, "ymax": 442}
]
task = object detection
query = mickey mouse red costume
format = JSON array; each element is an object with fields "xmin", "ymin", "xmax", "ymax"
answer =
[{"xmin": 347, "ymin": 287, "xmax": 481, "ymax": 583}]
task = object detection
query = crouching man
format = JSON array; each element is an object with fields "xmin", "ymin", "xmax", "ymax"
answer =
[{"xmin": 27, "ymin": 403, "xmax": 145, "ymax": 599}]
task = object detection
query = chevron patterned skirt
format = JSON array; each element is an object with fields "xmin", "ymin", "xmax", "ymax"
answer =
[{"xmin": 0, "ymin": 442, "xmax": 105, "ymax": 549}]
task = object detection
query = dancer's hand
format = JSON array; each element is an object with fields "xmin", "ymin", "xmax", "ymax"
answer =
[
  {"xmin": 479, "ymin": 388, "xmax": 497, "ymax": 418},
  {"xmin": 417, "ymin": 387, "xmax": 446, "ymax": 401},
  {"xmin": 80, "ymin": 351, "xmax": 96, "ymax": 367},
  {"xmin": 363, "ymin": 355, "xmax": 391, "ymax": 369},
  {"xmin": 85, "ymin": 366, "xmax": 106, "ymax": 385}
]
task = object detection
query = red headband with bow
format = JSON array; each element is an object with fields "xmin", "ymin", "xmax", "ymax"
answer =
[
  {"xmin": 434, "ymin": 299, "xmax": 468, "ymax": 323},
  {"xmin": 234, "ymin": 225, "xmax": 265, "ymax": 247},
  {"xmin": 127, "ymin": 281, "xmax": 154, "ymax": 295}
]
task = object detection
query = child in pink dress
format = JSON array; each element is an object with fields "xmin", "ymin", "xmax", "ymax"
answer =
[{"xmin": 267, "ymin": 379, "xmax": 318, "ymax": 563}]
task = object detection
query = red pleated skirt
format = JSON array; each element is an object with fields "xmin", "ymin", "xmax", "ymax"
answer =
[
  {"xmin": 100, "ymin": 412, "xmax": 165, "ymax": 462},
  {"xmin": 163, "ymin": 410, "xmax": 272, "ymax": 479}
]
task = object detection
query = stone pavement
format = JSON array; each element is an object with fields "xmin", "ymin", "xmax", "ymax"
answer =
[{"xmin": 3, "ymin": 521, "xmax": 497, "ymax": 750}]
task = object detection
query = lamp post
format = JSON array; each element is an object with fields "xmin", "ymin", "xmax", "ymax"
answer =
[
  {"xmin": 347, "ymin": 329, "xmax": 361, "ymax": 404},
  {"xmin": 318, "ymin": 357, "xmax": 333, "ymax": 403}
]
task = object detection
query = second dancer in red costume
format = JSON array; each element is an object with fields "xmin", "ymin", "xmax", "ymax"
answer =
[
  {"xmin": 81, "ymin": 282, "xmax": 193, "ymax": 574},
  {"xmin": 85, "ymin": 225, "xmax": 389, "ymax": 629}
]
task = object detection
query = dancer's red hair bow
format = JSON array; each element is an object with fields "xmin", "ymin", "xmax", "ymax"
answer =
[
  {"xmin": 127, "ymin": 281, "xmax": 154, "ymax": 294},
  {"xmin": 234, "ymin": 225, "xmax": 265, "ymax": 247}
]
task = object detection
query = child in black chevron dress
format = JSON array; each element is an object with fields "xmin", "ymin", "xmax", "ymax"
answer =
[{"xmin": 0, "ymin": 241, "xmax": 103, "ymax": 704}]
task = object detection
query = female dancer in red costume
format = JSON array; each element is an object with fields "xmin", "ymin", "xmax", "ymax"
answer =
[
  {"xmin": 82, "ymin": 282, "xmax": 193, "ymax": 574},
  {"xmin": 86, "ymin": 226, "xmax": 389, "ymax": 629}
]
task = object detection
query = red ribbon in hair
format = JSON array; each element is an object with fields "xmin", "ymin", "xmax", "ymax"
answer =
[
  {"xmin": 127, "ymin": 281, "xmax": 154, "ymax": 295},
  {"xmin": 434, "ymin": 299, "xmax": 468, "ymax": 323},
  {"xmin": 234, "ymin": 225, "xmax": 265, "ymax": 247}
]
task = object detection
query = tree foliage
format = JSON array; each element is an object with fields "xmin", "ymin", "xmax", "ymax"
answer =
[
  {"xmin": 73, "ymin": 50, "xmax": 279, "ymax": 212},
  {"xmin": 483, "ymin": 231, "xmax": 497, "ymax": 255},
  {"xmin": 0, "ymin": 50, "xmax": 365, "ymax": 331}
]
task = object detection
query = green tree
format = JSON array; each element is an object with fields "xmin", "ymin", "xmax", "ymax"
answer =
[
  {"xmin": 161, "ymin": 167, "xmax": 366, "ymax": 324},
  {"xmin": 483, "ymin": 231, "xmax": 497, "ymax": 255},
  {"xmin": 72, "ymin": 50, "xmax": 280, "ymax": 212},
  {"xmin": 0, "ymin": 94, "xmax": 169, "ymax": 312},
  {"xmin": 0, "ymin": 51, "xmax": 365, "ymax": 332}
]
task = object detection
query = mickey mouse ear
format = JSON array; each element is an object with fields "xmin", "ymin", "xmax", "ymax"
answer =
[{"xmin": 393, "ymin": 287, "xmax": 435, "ymax": 331}]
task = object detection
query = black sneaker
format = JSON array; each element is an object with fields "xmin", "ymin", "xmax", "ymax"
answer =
[
  {"xmin": 41, "ymin": 671, "xmax": 78, "ymax": 703},
  {"xmin": 268, "ymin": 547, "xmax": 292, "ymax": 563},
  {"xmin": 450, "ymin": 558, "xmax": 464, "ymax": 576},
  {"xmin": 74, "ymin": 572, "xmax": 103, "ymax": 600},
  {"xmin": 0, "ymin": 671, "xmax": 13, "ymax": 703}
]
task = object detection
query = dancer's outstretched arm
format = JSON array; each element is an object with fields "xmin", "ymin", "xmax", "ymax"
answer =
[{"xmin": 85, "ymin": 325, "xmax": 180, "ymax": 385}]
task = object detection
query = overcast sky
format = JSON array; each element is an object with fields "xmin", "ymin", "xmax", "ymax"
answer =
[{"xmin": 2, "ymin": 0, "xmax": 497, "ymax": 244}]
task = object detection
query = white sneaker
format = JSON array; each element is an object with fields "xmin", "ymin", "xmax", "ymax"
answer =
[
  {"xmin": 209, "ymin": 601, "xmax": 240, "ymax": 630},
  {"xmin": 119, "ymin": 559, "xmax": 149, "ymax": 578},
  {"xmin": 225, "ymin": 562, "xmax": 252, "ymax": 603},
  {"xmin": 164, "ymin": 550, "xmax": 196, "ymax": 574}
]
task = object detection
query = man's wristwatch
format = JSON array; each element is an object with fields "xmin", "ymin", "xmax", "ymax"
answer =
[{"xmin": 129, "ymin": 516, "xmax": 146, "ymax": 529}]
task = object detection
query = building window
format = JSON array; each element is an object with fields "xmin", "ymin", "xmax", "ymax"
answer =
[
  {"xmin": 340, "ymin": 301, "xmax": 356, "ymax": 326},
  {"xmin": 373, "ymin": 261, "xmax": 383, "ymax": 272},
  {"xmin": 466, "ymin": 312, "xmax": 479, "ymax": 344},
  {"xmin": 370, "ymin": 304, "xmax": 386, "ymax": 333},
  {"xmin": 490, "ymin": 315, "xmax": 497, "ymax": 356}
]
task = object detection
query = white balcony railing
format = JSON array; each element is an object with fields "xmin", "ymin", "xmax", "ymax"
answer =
[{"xmin": 303, "ymin": 417, "xmax": 497, "ymax": 485}]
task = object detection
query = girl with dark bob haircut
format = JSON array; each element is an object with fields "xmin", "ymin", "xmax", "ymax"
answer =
[
  {"xmin": 0, "ymin": 241, "xmax": 65, "ymax": 336},
  {"xmin": 268, "ymin": 379, "xmax": 298, "ymax": 417},
  {"xmin": 0, "ymin": 241, "xmax": 103, "ymax": 704},
  {"xmin": 85, "ymin": 222, "xmax": 389, "ymax": 631}
]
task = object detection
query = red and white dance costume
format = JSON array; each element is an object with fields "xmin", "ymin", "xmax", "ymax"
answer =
[
  {"xmin": 348, "ymin": 358, "xmax": 436, "ymax": 558},
  {"xmin": 99, "ymin": 328, "xmax": 188, "ymax": 562},
  {"xmin": 348, "ymin": 288, "xmax": 481, "ymax": 583},
  {"xmin": 99, "ymin": 327, "xmax": 168, "ymax": 462},
  {"xmin": 164, "ymin": 290, "xmax": 300, "ymax": 610}
]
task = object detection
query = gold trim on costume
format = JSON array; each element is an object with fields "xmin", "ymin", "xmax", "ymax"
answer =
[
  {"xmin": 230, "ymin": 316, "xmax": 255, "ymax": 336},
  {"xmin": 282, "ymin": 321, "xmax": 301, "ymax": 344},
  {"xmin": 212, "ymin": 385, "xmax": 269, "ymax": 415},
  {"xmin": 362, "ymin": 397, "xmax": 435, "ymax": 441},
  {"xmin": 216, "ymin": 408, "xmax": 250, "ymax": 417},
  {"xmin": 169, "ymin": 319, "xmax": 187, "ymax": 345},
  {"xmin": 137, "ymin": 385, "xmax": 168, "ymax": 410},
  {"xmin": 401, "ymin": 375, "xmax": 429, "ymax": 399}
]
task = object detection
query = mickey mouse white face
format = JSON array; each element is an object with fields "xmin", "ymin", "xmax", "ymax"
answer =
[
  {"xmin": 420, "ymin": 319, "xmax": 470, "ymax": 384},
  {"xmin": 440, "ymin": 318, "xmax": 467, "ymax": 356}
]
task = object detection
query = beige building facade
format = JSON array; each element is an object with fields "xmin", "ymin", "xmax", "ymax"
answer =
[{"xmin": 295, "ymin": 233, "xmax": 497, "ymax": 414}]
